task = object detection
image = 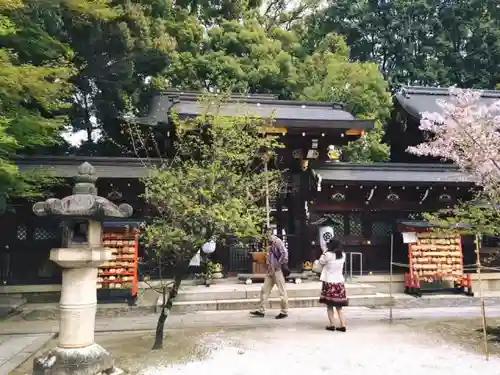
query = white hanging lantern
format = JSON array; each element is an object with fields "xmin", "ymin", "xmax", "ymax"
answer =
[
  {"xmin": 318, "ymin": 226, "xmax": 334, "ymax": 252},
  {"xmin": 202, "ymin": 240, "xmax": 216, "ymax": 254}
]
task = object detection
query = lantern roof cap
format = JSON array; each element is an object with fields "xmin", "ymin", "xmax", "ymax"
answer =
[{"xmin": 32, "ymin": 162, "xmax": 133, "ymax": 219}]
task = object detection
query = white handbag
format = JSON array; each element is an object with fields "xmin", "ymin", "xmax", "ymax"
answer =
[{"xmin": 311, "ymin": 259, "xmax": 323, "ymax": 274}]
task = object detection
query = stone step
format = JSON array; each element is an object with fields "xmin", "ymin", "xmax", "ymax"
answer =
[
  {"xmin": 0, "ymin": 294, "xmax": 26, "ymax": 317},
  {"xmin": 174, "ymin": 283, "xmax": 376, "ymax": 302},
  {"xmin": 169, "ymin": 293, "xmax": 394, "ymax": 313}
]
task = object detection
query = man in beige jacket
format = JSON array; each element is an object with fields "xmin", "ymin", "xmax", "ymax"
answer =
[{"xmin": 250, "ymin": 234, "xmax": 289, "ymax": 319}]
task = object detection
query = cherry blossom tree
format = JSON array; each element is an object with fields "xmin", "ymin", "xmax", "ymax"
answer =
[{"xmin": 407, "ymin": 87, "xmax": 500, "ymax": 234}]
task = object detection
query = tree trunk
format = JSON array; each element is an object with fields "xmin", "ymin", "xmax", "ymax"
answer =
[{"xmin": 151, "ymin": 270, "xmax": 184, "ymax": 350}]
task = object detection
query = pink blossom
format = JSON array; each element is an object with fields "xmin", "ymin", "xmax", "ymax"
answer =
[{"xmin": 407, "ymin": 88, "xmax": 500, "ymax": 200}]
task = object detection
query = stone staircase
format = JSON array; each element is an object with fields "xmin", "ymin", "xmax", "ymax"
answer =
[{"xmin": 166, "ymin": 281, "xmax": 394, "ymax": 313}]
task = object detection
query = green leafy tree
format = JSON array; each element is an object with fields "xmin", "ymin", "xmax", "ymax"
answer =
[
  {"xmin": 421, "ymin": 199, "xmax": 500, "ymax": 237},
  {"xmin": 303, "ymin": 0, "xmax": 500, "ymax": 88},
  {"xmin": 298, "ymin": 34, "xmax": 392, "ymax": 162},
  {"xmin": 165, "ymin": 18, "xmax": 304, "ymax": 98},
  {"xmin": 0, "ymin": 0, "xmax": 74, "ymax": 198},
  {"xmin": 166, "ymin": 22, "xmax": 391, "ymax": 161},
  {"xmin": 9, "ymin": 1, "xmax": 392, "ymax": 162},
  {"xmin": 139, "ymin": 98, "xmax": 282, "ymax": 349},
  {"xmin": 6, "ymin": 0, "xmax": 174, "ymax": 156}
]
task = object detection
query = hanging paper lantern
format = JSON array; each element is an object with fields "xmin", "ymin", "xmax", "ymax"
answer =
[
  {"xmin": 318, "ymin": 226, "xmax": 334, "ymax": 252},
  {"xmin": 202, "ymin": 240, "xmax": 216, "ymax": 254}
]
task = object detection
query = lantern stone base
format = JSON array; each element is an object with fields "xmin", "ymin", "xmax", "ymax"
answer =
[{"xmin": 32, "ymin": 343, "xmax": 121, "ymax": 375}]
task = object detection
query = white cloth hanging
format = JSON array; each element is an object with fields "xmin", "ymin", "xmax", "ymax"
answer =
[{"xmin": 189, "ymin": 250, "xmax": 201, "ymax": 266}]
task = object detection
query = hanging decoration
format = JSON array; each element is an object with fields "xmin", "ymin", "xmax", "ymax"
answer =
[
  {"xmin": 386, "ymin": 192, "xmax": 400, "ymax": 202},
  {"xmin": 331, "ymin": 192, "xmax": 345, "ymax": 202},
  {"xmin": 306, "ymin": 139, "xmax": 319, "ymax": 159},
  {"xmin": 300, "ymin": 160, "xmax": 309, "ymax": 171},
  {"xmin": 292, "ymin": 149, "xmax": 302, "ymax": 159},
  {"xmin": 318, "ymin": 225, "xmax": 334, "ymax": 252},
  {"xmin": 419, "ymin": 188, "xmax": 430, "ymax": 204},
  {"xmin": 107, "ymin": 190, "xmax": 123, "ymax": 201},
  {"xmin": 327, "ymin": 145, "xmax": 341, "ymax": 162},
  {"xmin": 439, "ymin": 193, "xmax": 452, "ymax": 202},
  {"xmin": 202, "ymin": 239, "xmax": 217, "ymax": 254},
  {"xmin": 313, "ymin": 170, "xmax": 322, "ymax": 192},
  {"xmin": 365, "ymin": 187, "xmax": 376, "ymax": 204},
  {"xmin": 189, "ymin": 250, "xmax": 201, "ymax": 266}
]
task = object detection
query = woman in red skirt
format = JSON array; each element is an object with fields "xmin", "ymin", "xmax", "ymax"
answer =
[{"xmin": 319, "ymin": 239, "xmax": 348, "ymax": 331}]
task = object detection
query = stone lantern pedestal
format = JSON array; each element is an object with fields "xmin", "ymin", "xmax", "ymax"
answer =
[{"xmin": 31, "ymin": 163, "xmax": 133, "ymax": 375}]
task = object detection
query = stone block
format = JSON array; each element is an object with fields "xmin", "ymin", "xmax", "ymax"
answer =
[
  {"xmin": 170, "ymin": 300, "xmax": 218, "ymax": 313},
  {"xmin": 50, "ymin": 248, "xmax": 112, "ymax": 269},
  {"xmin": 217, "ymin": 299, "xmax": 256, "ymax": 311},
  {"xmin": 176, "ymin": 290, "xmax": 246, "ymax": 302}
]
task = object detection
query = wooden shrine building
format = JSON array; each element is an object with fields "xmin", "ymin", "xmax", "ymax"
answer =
[
  {"xmin": 387, "ymin": 86, "xmax": 500, "ymax": 163},
  {"xmin": 1, "ymin": 92, "xmax": 373, "ymax": 285},
  {"xmin": 0, "ymin": 87, "xmax": 495, "ymax": 286}
]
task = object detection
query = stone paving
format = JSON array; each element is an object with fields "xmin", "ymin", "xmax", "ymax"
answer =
[
  {"xmin": 4, "ymin": 304, "xmax": 500, "ymax": 335},
  {"xmin": 0, "ymin": 334, "xmax": 53, "ymax": 375},
  {"xmin": 11, "ymin": 292, "xmax": 500, "ymax": 322}
]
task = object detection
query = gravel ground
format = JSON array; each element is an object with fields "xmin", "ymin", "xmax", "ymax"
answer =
[
  {"xmin": 407, "ymin": 317, "xmax": 500, "ymax": 357},
  {"xmin": 10, "ymin": 312, "xmax": 500, "ymax": 374},
  {"xmin": 140, "ymin": 321, "xmax": 500, "ymax": 375},
  {"xmin": 10, "ymin": 328, "xmax": 217, "ymax": 375}
]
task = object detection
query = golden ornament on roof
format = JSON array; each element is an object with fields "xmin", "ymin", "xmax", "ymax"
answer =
[{"xmin": 327, "ymin": 145, "xmax": 341, "ymax": 161}]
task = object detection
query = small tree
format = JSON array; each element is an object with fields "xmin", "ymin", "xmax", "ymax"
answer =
[
  {"xmin": 139, "ymin": 99, "xmax": 282, "ymax": 349},
  {"xmin": 407, "ymin": 87, "xmax": 500, "ymax": 233}
]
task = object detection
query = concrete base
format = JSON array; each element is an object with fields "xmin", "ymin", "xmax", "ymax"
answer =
[
  {"xmin": 32, "ymin": 343, "xmax": 117, "ymax": 375},
  {"xmin": 353, "ymin": 273, "xmax": 500, "ymax": 294}
]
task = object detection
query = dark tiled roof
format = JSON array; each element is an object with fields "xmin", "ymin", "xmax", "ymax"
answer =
[
  {"xmin": 137, "ymin": 92, "xmax": 374, "ymax": 130},
  {"xmin": 16, "ymin": 156, "xmax": 154, "ymax": 179},
  {"xmin": 394, "ymin": 86, "xmax": 500, "ymax": 118},
  {"xmin": 314, "ymin": 162, "xmax": 475, "ymax": 184},
  {"xmin": 17, "ymin": 156, "xmax": 476, "ymax": 184}
]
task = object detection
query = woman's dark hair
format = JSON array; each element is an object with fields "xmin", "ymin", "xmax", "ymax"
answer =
[{"xmin": 327, "ymin": 239, "xmax": 344, "ymax": 260}]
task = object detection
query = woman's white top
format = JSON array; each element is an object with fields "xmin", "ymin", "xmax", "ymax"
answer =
[{"xmin": 319, "ymin": 252, "xmax": 345, "ymax": 283}]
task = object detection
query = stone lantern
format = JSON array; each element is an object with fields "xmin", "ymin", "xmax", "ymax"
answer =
[{"xmin": 32, "ymin": 162, "xmax": 133, "ymax": 375}]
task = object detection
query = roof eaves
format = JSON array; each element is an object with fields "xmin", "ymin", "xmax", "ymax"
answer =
[
  {"xmin": 14, "ymin": 156, "xmax": 161, "ymax": 179},
  {"xmin": 312, "ymin": 162, "xmax": 463, "ymax": 172},
  {"xmin": 398, "ymin": 85, "xmax": 500, "ymax": 99},
  {"xmin": 158, "ymin": 91, "xmax": 347, "ymax": 109},
  {"xmin": 312, "ymin": 162, "xmax": 476, "ymax": 184},
  {"xmin": 14, "ymin": 155, "xmax": 157, "ymax": 166}
]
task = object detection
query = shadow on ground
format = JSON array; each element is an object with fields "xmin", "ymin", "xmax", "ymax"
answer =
[
  {"xmin": 11, "ymin": 327, "xmax": 238, "ymax": 375},
  {"xmin": 405, "ymin": 317, "xmax": 500, "ymax": 356},
  {"xmin": 476, "ymin": 325, "xmax": 500, "ymax": 343}
]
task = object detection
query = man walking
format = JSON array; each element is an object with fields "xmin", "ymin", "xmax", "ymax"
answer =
[{"xmin": 250, "ymin": 233, "xmax": 289, "ymax": 319}]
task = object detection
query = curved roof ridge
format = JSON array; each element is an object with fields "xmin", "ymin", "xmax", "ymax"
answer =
[{"xmin": 399, "ymin": 85, "xmax": 500, "ymax": 99}]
